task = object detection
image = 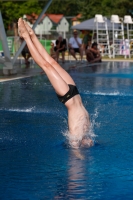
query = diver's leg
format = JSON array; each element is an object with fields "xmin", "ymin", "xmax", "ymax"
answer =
[
  {"xmin": 23, "ymin": 20, "xmax": 75, "ymax": 85},
  {"xmin": 18, "ymin": 18, "xmax": 69, "ymax": 96}
]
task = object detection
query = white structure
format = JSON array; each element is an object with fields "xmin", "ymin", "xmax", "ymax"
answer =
[
  {"xmin": 111, "ymin": 15, "xmax": 125, "ymax": 58},
  {"xmin": 13, "ymin": 0, "xmax": 53, "ymax": 66},
  {"xmin": 0, "ymin": 0, "xmax": 53, "ymax": 75},
  {"xmin": 124, "ymin": 15, "xmax": 133, "ymax": 58},
  {"xmin": 35, "ymin": 16, "xmax": 52, "ymax": 36},
  {"xmin": 23, "ymin": 14, "xmax": 69, "ymax": 38},
  {"xmin": 56, "ymin": 17, "xmax": 69, "ymax": 38},
  {"xmin": 23, "ymin": 14, "xmax": 52, "ymax": 36},
  {"xmin": 23, "ymin": 14, "xmax": 53, "ymax": 37},
  {"xmin": 92, "ymin": 14, "xmax": 111, "ymax": 57}
]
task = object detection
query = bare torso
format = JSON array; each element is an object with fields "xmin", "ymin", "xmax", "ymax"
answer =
[{"xmin": 65, "ymin": 95, "xmax": 91, "ymax": 148}]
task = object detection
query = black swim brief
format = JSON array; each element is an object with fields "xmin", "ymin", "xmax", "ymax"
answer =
[{"xmin": 57, "ymin": 84, "xmax": 79, "ymax": 104}]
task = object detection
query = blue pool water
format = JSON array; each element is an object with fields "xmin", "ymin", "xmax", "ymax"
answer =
[{"xmin": 0, "ymin": 61, "xmax": 133, "ymax": 200}]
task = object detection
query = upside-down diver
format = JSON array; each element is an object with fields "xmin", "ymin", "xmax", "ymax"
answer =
[{"xmin": 18, "ymin": 18, "xmax": 93, "ymax": 148}]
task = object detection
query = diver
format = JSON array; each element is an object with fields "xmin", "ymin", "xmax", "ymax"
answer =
[{"xmin": 18, "ymin": 18, "xmax": 93, "ymax": 149}]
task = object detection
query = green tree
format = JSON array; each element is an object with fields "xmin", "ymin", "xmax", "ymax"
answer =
[
  {"xmin": 0, "ymin": 0, "xmax": 82, "ymax": 30},
  {"xmin": 46, "ymin": 0, "xmax": 82, "ymax": 16},
  {"xmin": 0, "ymin": 0, "xmax": 43, "ymax": 30},
  {"xmin": 81, "ymin": 0, "xmax": 133, "ymax": 20},
  {"xmin": 1, "ymin": 0, "xmax": 133, "ymax": 31}
]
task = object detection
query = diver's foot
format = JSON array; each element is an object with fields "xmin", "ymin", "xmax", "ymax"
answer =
[
  {"xmin": 18, "ymin": 18, "xmax": 29, "ymax": 39},
  {"xmin": 23, "ymin": 21, "xmax": 34, "ymax": 37}
]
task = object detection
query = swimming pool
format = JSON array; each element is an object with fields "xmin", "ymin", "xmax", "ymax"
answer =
[{"xmin": 0, "ymin": 61, "xmax": 133, "ymax": 200}]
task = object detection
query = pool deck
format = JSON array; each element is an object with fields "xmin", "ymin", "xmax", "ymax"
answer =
[{"xmin": 0, "ymin": 58, "xmax": 133, "ymax": 82}]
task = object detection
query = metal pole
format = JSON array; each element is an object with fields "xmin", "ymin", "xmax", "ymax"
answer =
[
  {"xmin": 113, "ymin": 23, "xmax": 115, "ymax": 58},
  {"xmin": 127, "ymin": 23, "xmax": 131, "ymax": 58},
  {"xmin": 12, "ymin": 0, "xmax": 53, "ymax": 66},
  {"xmin": 0, "ymin": 11, "xmax": 13, "ymax": 69}
]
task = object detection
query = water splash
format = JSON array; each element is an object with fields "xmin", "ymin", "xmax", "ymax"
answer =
[
  {"xmin": 83, "ymin": 91, "xmax": 133, "ymax": 97},
  {"xmin": 0, "ymin": 107, "xmax": 35, "ymax": 113},
  {"xmin": 63, "ymin": 108, "xmax": 98, "ymax": 148},
  {"xmin": 89, "ymin": 108, "xmax": 99, "ymax": 139},
  {"xmin": 0, "ymin": 107, "xmax": 60, "ymax": 115},
  {"xmin": 8, "ymin": 107, "xmax": 35, "ymax": 113}
]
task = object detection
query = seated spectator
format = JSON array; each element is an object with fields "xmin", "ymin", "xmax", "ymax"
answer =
[
  {"xmin": 69, "ymin": 30, "xmax": 83, "ymax": 62},
  {"xmin": 86, "ymin": 42, "xmax": 102, "ymax": 63},
  {"xmin": 20, "ymin": 38, "xmax": 31, "ymax": 66},
  {"xmin": 54, "ymin": 35, "xmax": 66, "ymax": 63},
  {"xmin": 50, "ymin": 42, "xmax": 57, "ymax": 61},
  {"xmin": 84, "ymin": 40, "xmax": 92, "ymax": 56}
]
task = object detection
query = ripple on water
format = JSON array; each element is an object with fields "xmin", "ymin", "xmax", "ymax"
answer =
[{"xmin": 0, "ymin": 63, "xmax": 133, "ymax": 199}]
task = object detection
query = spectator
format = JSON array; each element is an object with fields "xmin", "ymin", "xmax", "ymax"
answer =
[
  {"xmin": 20, "ymin": 38, "xmax": 31, "ymax": 66},
  {"xmin": 54, "ymin": 35, "xmax": 66, "ymax": 63},
  {"xmin": 86, "ymin": 42, "xmax": 102, "ymax": 63},
  {"xmin": 50, "ymin": 42, "xmax": 57, "ymax": 61},
  {"xmin": 69, "ymin": 30, "xmax": 83, "ymax": 62},
  {"xmin": 85, "ymin": 40, "xmax": 92, "ymax": 56},
  {"xmin": 82, "ymin": 30, "xmax": 92, "ymax": 52}
]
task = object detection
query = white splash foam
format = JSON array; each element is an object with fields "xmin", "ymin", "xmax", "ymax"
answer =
[
  {"xmin": 63, "ymin": 108, "xmax": 98, "ymax": 148},
  {"xmin": 90, "ymin": 108, "xmax": 99, "ymax": 137},
  {"xmin": 8, "ymin": 107, "xmax": 34, "ymax": 113},
  {"xmin": 0, "ymin": 107, "xmax": 59, "ymax": 115},
  {"xmin": 83, "ymin": 91, "xmax": 132, "ymax": 97}
]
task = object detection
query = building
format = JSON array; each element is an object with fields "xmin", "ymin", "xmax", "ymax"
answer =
[{"xmin": 23, "ymin": 13, "xmax": 69, "ymax": 38}]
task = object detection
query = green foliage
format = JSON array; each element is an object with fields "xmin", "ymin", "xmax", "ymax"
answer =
[
  {"xmin": 81, "ymin": 0, "xmax": 133, "ymax": 19},
  {"xmin": 0, "ymin": 0, "xmax": 133, "ymax": 30},
  {"xmin": 46, "ymin": 0, "xmax": 82, "ymax": 16},
  {"xmin": 0, "ymin": 0, "xmax": 43, "ymax": 29}
]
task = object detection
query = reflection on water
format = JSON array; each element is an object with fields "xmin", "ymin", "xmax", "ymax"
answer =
[{"xmin": 54, "ymin": 149, "xmax": 89, "ymax": 200}]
